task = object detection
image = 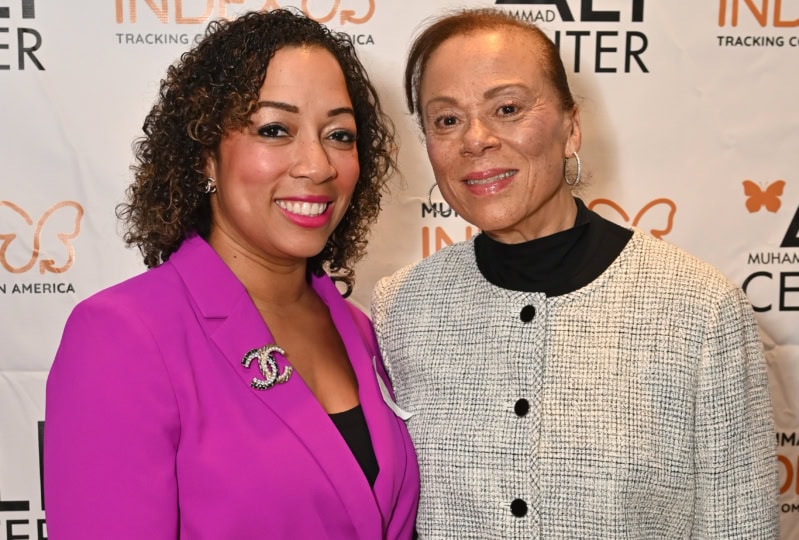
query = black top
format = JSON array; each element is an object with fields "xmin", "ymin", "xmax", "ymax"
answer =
[
  {"xmin": 329, "ymin": 404, "xmax": 380, "ymax": 488},
  {"xmin": 474, "ymin": 197, "xmax": 633, "ymax": 296}
]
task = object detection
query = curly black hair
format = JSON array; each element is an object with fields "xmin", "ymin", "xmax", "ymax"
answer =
[{"xmin": 117, "ymin": 8, "xmax": 396, "ymax": 290}]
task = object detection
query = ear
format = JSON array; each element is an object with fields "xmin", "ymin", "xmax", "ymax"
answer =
[
  {"xmin": 564, "ymin": 105, "xmax": 582, "ymax": 157},
  {"xmin": 203, "ymin": 150, "xmax": 218, "ymax": 180}
]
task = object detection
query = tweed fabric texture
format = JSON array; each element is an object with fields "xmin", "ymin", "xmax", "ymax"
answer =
[{"xmin": 372, "ymin": 231, "xmax": 778, "ymax": 539}]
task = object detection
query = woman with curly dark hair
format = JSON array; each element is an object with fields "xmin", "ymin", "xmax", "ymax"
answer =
[{"xmin": 44, "ymin": 9, "xmax": 419, "ymax": 539}]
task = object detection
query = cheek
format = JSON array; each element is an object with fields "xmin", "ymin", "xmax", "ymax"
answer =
[
  {"xmin": 344, "ymin": 151, "xmax": 361, "ymax": 176},
  {"xmin": 225, "ymin": 148, "xmax": 282, "ymax": 186},
  {"xmin": 334, "ymin": 151, "xmax": 360, "ymax": 194},
  {"xmin": 425, "ymin": 138, "xmax": 454, "ymax": 176},
  {"xmin": 502, "ymin": 127, "xmax": 545, "ymax": 155}
]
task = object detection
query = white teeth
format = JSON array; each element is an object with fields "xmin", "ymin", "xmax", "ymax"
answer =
[
  {"xmin": 465, "ymin": 170, "xmax": 515, "ymax": 185},
  {"xmin": 276, "ymin": 200, "xmax": 329, "ymax": 217}
]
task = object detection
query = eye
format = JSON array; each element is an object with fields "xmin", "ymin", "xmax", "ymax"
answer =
[
  {"xmin": 257, "ymin": 123, "xmax": 289, "ymax": 138},
  {"xmin": 434, "ymin": 115, "xmax": 459, "ymax": 129},
  {"xmin": 327, "ymin": 129, "xmax": 357, "ymax": 145},
  {"xmin": 497, "ymin": 103, "xmax": 519, "ymax": 116}
]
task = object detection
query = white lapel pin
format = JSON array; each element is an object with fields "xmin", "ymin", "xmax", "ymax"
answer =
[{"xmin": 372, "ymin": 356, "xmax": 414, "ymax": 420}]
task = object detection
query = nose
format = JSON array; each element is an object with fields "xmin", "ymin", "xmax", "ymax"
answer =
[
  {"xmin": 460, "ymin": 117, "xmax": 499, "ymax": 156},
  {"xmin": 290, "ymin": 136, "xmax": 337, "ymax": 184}
]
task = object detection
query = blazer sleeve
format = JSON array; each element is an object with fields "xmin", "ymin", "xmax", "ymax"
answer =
[
  {"xmin": 44, "ymin": 296, "xmax": 181, "ymax": 539},
  {"xmin": 692, "ymin": 286, "xmax": 779, "ymax": 539}
]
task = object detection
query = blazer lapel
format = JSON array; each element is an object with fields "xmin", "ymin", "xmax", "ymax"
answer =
[
  {"xmin": 169, "ymin": 236, "xmax": 382, "ymax": 540},
  {"xmin": 312, "ymin": 274, "xmax": 411, "ymax": 527}
]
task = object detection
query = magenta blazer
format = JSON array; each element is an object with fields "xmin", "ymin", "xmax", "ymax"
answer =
[{"xmin": 44, "ymin": 235, "xmax": 419, "ymax": 539}]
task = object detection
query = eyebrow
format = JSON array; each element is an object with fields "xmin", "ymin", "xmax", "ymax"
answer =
[
  {"xmin": 257, "ymin": 101, "xmax": 355, "ymax": 118},
  {"xmin": 258, "ymin": 100, "xmax": 298, "ymax": 113},
  {"xmin": 424, "ymin": 83, "xmax": 529, "ymax": 109},
  {"xmin": 327, "ymin": 106, "xmax": 356, "ymax": 118},
  {"xmin": 483, "ymin": 83, "xmax": 528, "ymax": 99}
]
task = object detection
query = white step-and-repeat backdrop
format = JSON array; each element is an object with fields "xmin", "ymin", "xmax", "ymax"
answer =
[{"xmin": 1, "ymin": 1, "xmax": 797, "ymax": 538}]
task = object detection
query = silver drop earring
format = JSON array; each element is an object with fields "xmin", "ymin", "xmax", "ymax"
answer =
[
  {"xmin": 427, "ymin": 183, "xmax": 441, "ymax": 207},
  {"xmin": 564, "ymin": 151, "xmax": 581, "ymax": 186}
]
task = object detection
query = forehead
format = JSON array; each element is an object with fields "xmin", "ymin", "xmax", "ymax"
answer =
[
  {"xmin": 421, "ymin": 28, "xmax": 548, "ymax": 92},
  {"xmin": 266, "ymin": 45, "xmax": 339, "ymax": 75},
  {"xmin": 260, "ymin": 46, "xmax": 349, "ymax": 94}
]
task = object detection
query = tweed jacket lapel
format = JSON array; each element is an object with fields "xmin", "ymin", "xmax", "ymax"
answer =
[{"xmin": 169, "ymin": 235, "xmax": 382, "ymax": 539}]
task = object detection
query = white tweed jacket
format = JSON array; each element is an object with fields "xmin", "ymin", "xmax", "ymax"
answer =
[{"xmin": 372, "ymin": 230, "xmax": 778, "ymax": 539}]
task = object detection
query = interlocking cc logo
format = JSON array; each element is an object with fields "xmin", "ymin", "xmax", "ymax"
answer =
[
  {"xmin": 588, "ymin": 198, "xmax": 677, "ymax": 239},
  {"xmin": 0, "ymin": 200, "xmax": 84, "ymax": 273},
  {"xmin": 242, "ymin": 344, "xmax": 293, "ymax": 390}
]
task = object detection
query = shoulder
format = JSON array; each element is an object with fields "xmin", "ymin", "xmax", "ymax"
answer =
[
  {"xmin": 608, "ymin": 231, "xmax": 757, "ymax": 325},
  {"xmin": 49, "ymin": 264, "xmax": 185, "ymax": 404},
  {"xmin": 93, "ymin": 261, "xmax": 179, "ymax": 299},
  {"xmin": 314, "ymin": 272, "xmax": 372, "ymax": 325},
  {"xmin": 626, "ymin": 230, "xmax": 739, "ymax": 295},
  {"xmin": 372, "ymin": 240, "xmax": 480, "ymax": 336},
  {"xmin": 65, "ymin": 261, "xmax": 187, "ymax": 339},
  {"xmin": 342, "ymin": 294, "xmax": 372, "ymax": 331},
  {"xmin": 374, "ymin": 240, "xmax": 475, "ymax": 300}
]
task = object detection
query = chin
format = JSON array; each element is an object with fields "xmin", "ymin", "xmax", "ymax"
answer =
[
  {"xmin": 462, "ymin": 211, "xmax": 512, "ymax": 234},
  {"xmin": 272, "ymin": 240, "xmax": 328, "ymax": 262},
  {"xmin": 300, "ymin": 247, "xmax": 330, "ymax": 261}
]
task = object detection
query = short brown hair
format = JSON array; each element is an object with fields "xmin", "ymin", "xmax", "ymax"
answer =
[{"xmin": 404, "ymin": 8, "xmax": 575, "ymax": 123}]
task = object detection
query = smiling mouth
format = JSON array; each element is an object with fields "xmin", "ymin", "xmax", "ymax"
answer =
[
  {"xmin": 275, "ymin": 200, "xmax": 330, "ymax": 217},
  {"xmin": 464, "ymin": 170, "xmax": 516, "ymax": 185}
]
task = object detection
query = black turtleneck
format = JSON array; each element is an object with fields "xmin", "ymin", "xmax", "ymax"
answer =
[{"xmin": 474, "ymin": 198, "xmax": 633, "ymax": 296}]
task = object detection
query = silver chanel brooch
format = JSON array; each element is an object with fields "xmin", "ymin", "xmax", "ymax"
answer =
[{"xmin": 241, "ymin": 344, "xmax": 293, "ymax": 390}]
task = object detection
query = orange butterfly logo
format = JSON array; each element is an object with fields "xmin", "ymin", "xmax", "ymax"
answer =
[
  {"xmin": 588, "ymin": 198, "xmax": 677, "ymax": 239},
  {"xmin": 0, "ymin": 200, "xmax": 84, "ymax": 274},
  {"xmin": 743, "ymin": 180, "xmax": 785, "ymax": 213}
]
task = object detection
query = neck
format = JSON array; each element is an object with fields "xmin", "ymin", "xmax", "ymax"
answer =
[
  {"xmin": 484, "ymin": 189, "xmax": 577, "ymax": 244},
  {"xmin": 207, "ymin": 228, "xmax": 312, "ymax": 309}
]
